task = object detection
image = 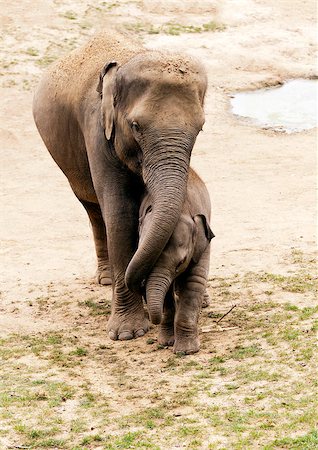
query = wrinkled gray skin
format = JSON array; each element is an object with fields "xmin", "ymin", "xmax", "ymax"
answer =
[
  {"xmin": 32, "ymin": 33, "xmax": 207, "ymax": 342},
  {"xmin": 139, "ymin": 168, "xmax": 214, "ymax": 354}
]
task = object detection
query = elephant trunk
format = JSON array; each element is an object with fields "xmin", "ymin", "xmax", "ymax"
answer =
[
  {"xmin": 146, "ymin": 268, "xmax": 172, "ymax": 324},
  {"xmin": 125, "ymin": 129, "xmax": 195, "ymax": 293}
]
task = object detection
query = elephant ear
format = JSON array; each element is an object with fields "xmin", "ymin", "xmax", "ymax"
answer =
[
  {"xmin": 192, "ymin": 214, "xmax": 215, "ymax": 264},
  {"xmin": 96, "ymin": 61, "xmax": 118, "ymax": 140}
]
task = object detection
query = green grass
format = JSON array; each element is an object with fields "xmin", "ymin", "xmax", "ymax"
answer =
[
  {"xmin": 229, "ymin": 344, "xmax": 261, "ymax": 360},
  {"xmin": 25, "ymin": 47, "xmax": 39, "ymax": 56},
  {"xmin": 258, "ymin": 272, "xmax": 318, "ymax": 293},
  {"xmin": 104, "ymin": 431, "xmax": 160, "ymax": 449},
  {"xmin": 124, "ymin": 20, "xmax": 226, "ymax": 36},
  {"xmin": 80, "ymin": 298, "xmax": 110, "ymax": 315},
  {"xmin": 63, "ymin": 11, "xmax": 77, "ymax": 20},
  {"xmin": 81, "ymin": 433, "xmax": 103, "ymax": 444},
  {"xmin": 264, "ymin": 429, "xmax": 318, "ymax": 449},
  {"xmin": 165, "ymin": 21, "xmax": 226, "ymax": 35},
  {"xmin": 35, "ymin": 55, "xmax": 58, "ymax": 67}
]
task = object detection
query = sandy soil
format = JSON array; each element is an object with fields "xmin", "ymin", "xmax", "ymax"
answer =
[{"xmin": 0, "ymin": 1, "xmax": 317, "ymax": 447}]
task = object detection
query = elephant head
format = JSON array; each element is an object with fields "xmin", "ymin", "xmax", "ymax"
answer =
[
  {"xmin": 139, "ymin": 198, "xmax": 214, "ymax": 324},
  {"xmin": 96, "ymin": 52, "xmax": 207, "ymax": 292}
]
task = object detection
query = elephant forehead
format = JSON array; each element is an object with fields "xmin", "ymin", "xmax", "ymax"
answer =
[
  {"xmin": 119, "ymin": 51, "xmax": 207, "ymax": 85},
  {"xmin": 171, "ymin": 217, "xmax": 193, "ymax": 247}
]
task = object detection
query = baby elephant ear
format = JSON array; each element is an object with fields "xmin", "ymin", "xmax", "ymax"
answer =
[
  {"xmin": 192, "ymin": 214, "xmax": 215, "ymax": 264},
  {"xmin": 96, "ymin": 61, "xmax": 118, "ymax": 140}
]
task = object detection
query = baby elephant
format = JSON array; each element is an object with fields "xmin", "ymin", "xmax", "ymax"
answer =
[{"xmin": 139, "ymin": 168, "xmax": 214, "ymax": 354}]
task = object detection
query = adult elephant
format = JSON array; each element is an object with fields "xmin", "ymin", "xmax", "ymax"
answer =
[{"xmin": 33, "ymin": 33, "xmax": 207, "ymax": 341}]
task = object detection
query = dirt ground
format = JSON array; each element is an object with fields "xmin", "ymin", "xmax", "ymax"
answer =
[{"xmin": 0, "ymin": 1, "xmax": 317, "ymax": 449}]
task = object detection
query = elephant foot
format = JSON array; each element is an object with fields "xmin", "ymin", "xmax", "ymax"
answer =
[
  {"xmin": 158, "ymin": 325, "xmax": 175, "ymax": 347},
  {"xmin": 173, "ymin": 335, "xmax": 200, "ymax": 355},
  {"xmin": 202, "ymin": 291, "xmax": 210, "ymax": 308},
  {"xmin": 96, "ymin": 265, "xmax": 112, "ymax": 286},
  {"xmin": 106, "ymin": 309, "xmax": 149, "ymax": 341}
]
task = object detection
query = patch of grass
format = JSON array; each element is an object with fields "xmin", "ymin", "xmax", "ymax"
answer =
[
  {"xmin": 25, "ymin": 47, "xmax": 39, "ymax": 56},
  {"xmin": 284, "ymin": 302, "xmax": 299, "ymax": 311},
  {"xmin": 81, "ymin": 434, "xmax": 103, "ymax": 445},
  {"xmin": 0, "ymin": 341, "xmax": 27, "ymax": 360},
  {"xmin": 104, "ymin": 431, "xmax": 159, "ymax": 449},
  {"xmin": 291, "ymin": 248, "xmax": 306, "ymax": 264},
  {"xmin": 36, "ymin": 55, "xmax": 57, "ymax": 67},
  {"xmin": 79, "ymin": 391, "xmax": 96, "ymax": 409},
  {"xmin": 119, "ymin": 407, "xmax": 167, "ymax": 430},
  {"xmin": 281, "ymin": 328, "xmax": 300, "ymax": 341},
  {"xmin": 167, "ymin": 386, "xmax": 198, "ymax": 407},
  {"xmin": 236, "ymin": 366, "xmax": 281, "ymax": 383},
  {"xmin": 101, "ymin": 1, "xmax": 121, "ymax": 10},
  {"xmin": 71, "ymin": 347, "xmax": 88, "ymax": 357},
  {"xmin": 164, "ymin": 21, "xmax": 225, "ymax": 35},
  {"xmin": 70, "ymin": 418, "xmax": 88, "ymax": 433},
  {"xmin": 299, "ymin": 305, "xmax": 318, "ymax": 320},
  {"xmin": 264, "ymin": 429, "xmax": 318, "ymax": 449},
  {"xmin": 27, "ymin": 427, "xmax": 59, "ymax": 440},
  {"xmin": 178, "ymin": 424, "xmax": 202, "ymax": 437},
  {"xmin": 311, "ymin": 319, "xmax": 318, "ymax": 332},
  {"xmin": 63, "ymin": 10, "xmax": 77, "ymax": 20},
  {"xmin": 81, "ymin": 298, "xmax": 110, "ymax": 315},
  {"xmin": 209, "ymin": 356, "xmax": 226, "ymax": 364},
  {"xmin": 36, "ymin": 438, "xmax": 66, "ymax": 448},
  {"xmin": 124, "ymin": 20, "xmax": 225, "ymax": 36},
  {"xmin": 229, "ymin": 344, "xmax": 261, "ymax": 360},
  {"xmin": 46, "ymin": 333, "xmax": 63, "ymax": 345},
  {"xmin": 259, "ymin": 272, "xmax": 318, "ymax": 293},
  {"xmin": 1, "ymin": 59, "xmax": 18, "ymax": 70}
]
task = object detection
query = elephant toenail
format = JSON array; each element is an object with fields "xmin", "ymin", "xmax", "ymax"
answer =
[
  {"xmin": 108, "ymin": 330, "xmax": 117, "ymax": 341},
  {"xmin": 100, "ymin": 277, "xmax": 112, "ymax": 285},
  {"xmin": 118, "ymin": 331, "xmax": 133, "ymax": 340},
  {"xmin": 134, "ymin": 329, "xmax": 145, "ymax": 338}
]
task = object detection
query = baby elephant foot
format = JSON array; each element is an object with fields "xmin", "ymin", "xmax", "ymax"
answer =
[
  {"xmin": 173, "ymin": 335, "xmax": 200, "ymax": 355},
  {"xmin": 96, "ymin": 265, "xmax": 111, "ymax": 286},
  {"xmin": 107, "ymin": 309, "xmax": 149, "ymax": 341},
  {"xmin": 158, "ymin": 324, "xmax": 175, "ymax": 347}
]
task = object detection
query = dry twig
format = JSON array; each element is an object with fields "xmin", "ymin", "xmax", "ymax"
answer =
[
  {"xmin": 215, "ymin": 304, "xmax": 237, "ymax": 324},
  {"xmin": 7, "ymin": 446, "xmax": 31, "ymax": 449}
]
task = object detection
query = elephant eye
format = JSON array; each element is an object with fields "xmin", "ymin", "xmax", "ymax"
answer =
[
  {"xmin": 131, "ymin": 121, "xmax": 141, "ymax": 133},
  {"xmin": 145, "ymin": 205, "xmax": 152, "ymax": 215},
  {"xmin": 175, "ymin": 256, "xmax": 186, "ymax": 274}
]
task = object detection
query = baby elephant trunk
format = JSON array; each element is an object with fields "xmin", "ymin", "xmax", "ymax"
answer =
[{"xmin": 145, "ymin": 269, "xmax": 172, "ymax": 325}]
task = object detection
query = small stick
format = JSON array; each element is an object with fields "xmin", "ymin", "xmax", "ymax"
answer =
[
  {"xmin": 216, "ymin": 304, "xmax": 237, "ymax": 324},
  {"xmin": 7, "ymin": 446, "xmax": 31, "ymax": 449}
]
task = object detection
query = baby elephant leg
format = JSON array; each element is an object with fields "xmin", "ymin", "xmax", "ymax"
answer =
[
  {"xmin": 173, "ymin": 253, "xmax": 209, "ymax": 354},
  {"xmin": 173, "ymin": 289, "xmax": 201, "ymax": 354}
]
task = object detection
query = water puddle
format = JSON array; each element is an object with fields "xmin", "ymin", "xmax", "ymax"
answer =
[{"xmin": 230, "ymin": 79, "xmax": 317, "ymax": 133}]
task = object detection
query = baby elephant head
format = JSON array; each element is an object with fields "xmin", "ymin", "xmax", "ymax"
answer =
[{"xmin": 139, "ymin": 206, "xmax": 214, "ymax": 324}]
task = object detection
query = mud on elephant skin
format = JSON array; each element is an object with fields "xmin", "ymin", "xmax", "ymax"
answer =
[
  {"xmin": 32, "ymin": 32, "xmax": 208, "ymax": 342},
  {"xmin": 139, "ymin": 168, "xmax": 214, "ymax": 354}
]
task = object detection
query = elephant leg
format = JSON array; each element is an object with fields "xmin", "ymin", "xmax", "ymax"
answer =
[
  {"xmin": 105, "ymin": 202, "xmax": 149, "ymax": 341},
  {"xmin": 158, "ymin": 286, "xmax": 175, "ymax": 346},
  {"xmin": 173, "ymin": 249, "xmax": 210, "ymax": 354},
  {"xmin": 202, "ymin": 290, "xmax": 210, "ymax": 308},
  {"xmin": 83, "ymin": 123, "xmax": 149, "ymax": 341},
  {"xmin": 80, "ymin": 200, "xmax": 111, "ymax": 285}
]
